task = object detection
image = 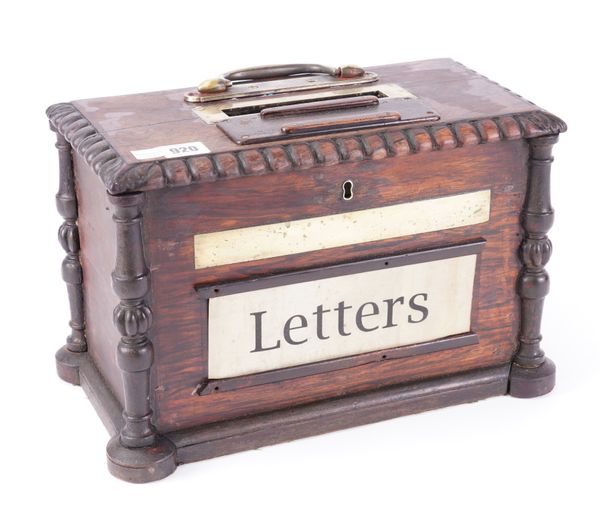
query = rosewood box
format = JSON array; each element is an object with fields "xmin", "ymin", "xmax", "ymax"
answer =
[{"xmin": 47, "ymin": 59, "xmax": 566, "ymax": 482}]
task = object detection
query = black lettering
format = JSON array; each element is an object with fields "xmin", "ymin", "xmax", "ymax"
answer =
[
  {"xmin": 355, "ymin": 302, "xmax": 380, "ymax": 332},
  {"xmin": 382, "ymin": 297, "xmax": 404, "ymax": 328},
  {"xmin": 283, "ymin": 314, "xmax": 308, "ymax": 345},
  {"xmin": 249, "ymin": 311, "xmax": 280, "ymax": 352},
  {"xmin": 334, "ymin": 301, "xmax": 353, "ymax": 336},
  {"xmin": 313, "ymin": 304, "xmax": 330, "ymax": 340},
  {"xmin": 408, "ymin": 293, "xmax": 429, "ymax": 323}
]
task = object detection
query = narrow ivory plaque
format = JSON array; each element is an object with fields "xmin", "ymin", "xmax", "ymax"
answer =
[
  {"xmin": 194, "ymin": 190, "xmax": 490, "ymax": 269},
  {"xmin": 208, "ymin": 253, "xmax": 478, "ymax": 379}
]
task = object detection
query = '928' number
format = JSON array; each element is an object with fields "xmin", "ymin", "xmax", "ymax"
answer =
[{"xmin": 168, "ymin": 145, "xmax": 199, "ymax": 155}]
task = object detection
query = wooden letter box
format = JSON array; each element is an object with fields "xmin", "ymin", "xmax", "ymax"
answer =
[{"xmin": 47, "ymin": 59, "xmax": 566, "ymax": 482}]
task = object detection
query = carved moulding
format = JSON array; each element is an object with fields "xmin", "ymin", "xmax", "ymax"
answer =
[{"xmin": 47, "ymin": 103, "xmax": 567, "ymax": 195}]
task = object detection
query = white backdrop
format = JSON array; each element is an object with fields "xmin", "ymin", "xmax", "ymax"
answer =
[{"xmin": 1, "ymin": 1, "xmax": 598, "ymax": 512}]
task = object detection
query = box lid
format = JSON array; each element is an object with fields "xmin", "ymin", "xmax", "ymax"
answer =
[{"xmin": 47, "ymin": 58, "xmax": 566, "ymax": 195}]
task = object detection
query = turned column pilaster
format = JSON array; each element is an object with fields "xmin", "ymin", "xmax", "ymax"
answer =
[
  {"xmin": 105, "ymin": 192, "xmax": 176, "ymax": 482},
  {"xmin": 509, "ymin": 134, "xmax": 558, "ymax": 398},
  {"xmin": 53, "ymin": 129, "xmax": 86, "ymax": 385}
]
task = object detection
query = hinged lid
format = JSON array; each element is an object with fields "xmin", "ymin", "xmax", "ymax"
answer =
[{"xmin": 47, "ymin": 58, "xmax": 566, "ymax": 195}]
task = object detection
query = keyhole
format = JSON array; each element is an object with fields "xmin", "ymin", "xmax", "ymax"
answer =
[{"xmin": 342, "ymin": 180, "xmax": 354, "ymax": 201}]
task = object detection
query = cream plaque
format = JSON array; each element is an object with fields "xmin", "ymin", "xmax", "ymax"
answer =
[
  {"xmin": 204, "ymin": 244, "xmax": 482, "ymax": 379},
  {"xmin": 194, "ymin": 189, "xmax": 490, "ymax": 269}
]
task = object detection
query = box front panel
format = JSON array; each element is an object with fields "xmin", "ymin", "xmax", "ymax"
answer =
[{"xmin": 143, "ymin": 140, "xmax": 528, "ymax": 432}]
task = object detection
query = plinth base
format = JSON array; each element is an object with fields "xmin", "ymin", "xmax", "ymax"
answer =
[
  {"xmin": 509, "ymin": 358, "xmax": 556, "ymax": 398},
  {"xmin": 57, "ymin": 352, "xmax": 519, "ymax": 482},
  {"xmin": 55, "ymin": 345, "xmax": 85, "ymax": 386},
  {"xmin": 106, "ymin": 435, "xmax": 177, "ymax": 483}
]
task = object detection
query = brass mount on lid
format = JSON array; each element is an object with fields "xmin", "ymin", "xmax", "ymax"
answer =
[{"xmin": 184, "ymin": 64, "xmax": 378, "ymax": 103}]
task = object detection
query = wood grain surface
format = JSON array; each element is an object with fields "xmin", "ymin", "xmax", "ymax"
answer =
[
  {"xmin": 142, "ymin": 140, "xmax": 528, "ymax": 432},
  {"xmin": 74, "ymin": 152, "xmax": 124, "ymax": 404}
]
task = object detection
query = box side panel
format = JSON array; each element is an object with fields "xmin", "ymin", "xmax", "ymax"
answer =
[
  {"xmin": 144, "ymin": 140, "xmax": 528, "ymax": 432},
  {"xmin": 74, "ymin": 154, "xmax": 124, "ymax": 406}
]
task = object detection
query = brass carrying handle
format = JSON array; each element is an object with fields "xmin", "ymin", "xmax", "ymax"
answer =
[{"xmin": 198, "ymin": 64, "xmax": 365, "ymax": 94}]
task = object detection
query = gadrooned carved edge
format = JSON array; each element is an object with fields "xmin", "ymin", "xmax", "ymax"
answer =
[{"xmin": 47, "ymin": 102, "xmax": 567, "ymax": 195}]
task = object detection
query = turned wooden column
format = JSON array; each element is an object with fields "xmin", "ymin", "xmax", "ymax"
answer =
[
  {"xmin": 53, "ymin": 129, "xmax": 87, "ymax": 385},
  {"xmin": 106, "ymin": 192, "xmax": 176, "ymax": 483},
  {"xmin": 110, "ymin": 193, "xmax": 155, "ymax": 446},
  {"xmin": 509, "ymin": 134, "xmax": 558, "ymax": 397}
]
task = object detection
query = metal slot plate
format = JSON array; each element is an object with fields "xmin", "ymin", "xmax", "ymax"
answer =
[
  {"xmin": 217, "ymin": 97, "xmax": 439, "ymax": 144},
  {"xmin": 193, "ymin": 83, "xmax": 415, "ymax": 124}
]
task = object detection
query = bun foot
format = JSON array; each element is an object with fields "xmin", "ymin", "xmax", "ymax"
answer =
[
  {"xmin": 106, "ymin": 435, "xmax": 177, "ymax": 483},
  {"xmin": 509, "ymin": 358, "xmax": 556, "ymax": 398},
  {"xmin": 55, "ymin": 345, "xmax": 84, "ymax": 386}
]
